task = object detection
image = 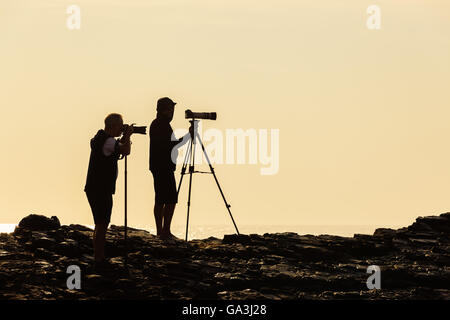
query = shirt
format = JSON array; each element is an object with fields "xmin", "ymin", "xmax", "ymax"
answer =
[
  {"xmin": 84, "ymin": 130, "xmax": 121, "ymax": 194},
  {"xmin": 149, "ymin": 117, "xmax": 183, "ymax": 172}
]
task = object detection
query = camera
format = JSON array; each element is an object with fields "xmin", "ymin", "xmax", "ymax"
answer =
[
  {"xmin": 185, "ymin": 109, "xmax": 217, "ymax": 120},
  {"xmin": 123, "ymin": 124, "xmax": 147, "ymax": 135}
]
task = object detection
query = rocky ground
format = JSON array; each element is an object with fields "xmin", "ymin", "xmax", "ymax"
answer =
[{"xmin": 0, "ymin": 213, "xmax": 449, "ymax": 300}]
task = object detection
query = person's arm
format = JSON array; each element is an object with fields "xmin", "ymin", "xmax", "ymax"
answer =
[
  {"xmin": 170, "ymin": 123, "xmax": 196, "ymax": 149},
  {"xmin": 119, "ymin": 140, "xmax": 131, "ymax": 156},
  {"xmin": 119, "ymin": 125, "xmax": 133, "ymax": 156},
  {"xmin": 103, "ymin": 138, "xmax": 117, "ymax": 157},
  {"xmin": 171, "ymin": 132, "xmax": 190, "ymax": 149}
]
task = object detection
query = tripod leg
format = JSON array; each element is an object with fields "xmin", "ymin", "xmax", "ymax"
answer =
[
  {"xmin": 177, "ymin": 139, "xmax": 192, "ymax": 196},
  {"xmin": 124, "ymin": 156, "xmax": 128, "ymax": 269},
  {"xmin": 185, "ymin": 135, "xmax": 196, "ymax": 241},
  {"xmin": 196, "ymin": 133, "xmax": 240, "ymax": 235}
]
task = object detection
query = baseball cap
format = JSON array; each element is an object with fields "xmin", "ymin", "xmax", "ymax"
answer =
[{"xmin": 157, "ymin": 97, "xmax": 177, "ymax": 112}]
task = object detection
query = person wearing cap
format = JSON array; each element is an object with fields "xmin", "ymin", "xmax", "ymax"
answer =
[{"xmin": 149, "ymin": 97, "xmax": 191, "ymax": 240}]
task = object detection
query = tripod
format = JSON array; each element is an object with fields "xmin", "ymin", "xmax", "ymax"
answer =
[
  {"xmin": 177, "ymin": 120, "xmax": 240, "ymax": 241},
  {"xmin": 123, "ymin": 155, "xmax": 129, "ymax": 270}
]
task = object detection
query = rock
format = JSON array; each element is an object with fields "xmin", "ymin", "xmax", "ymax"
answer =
[
  {"xmin": 68, "ymin": 224, "xmax": 93, "ymax": 232},
  {"xmin": 0, "ymin": 212, "xmax": 449, "ymax": 300},
  {"xmin": 33, "ymin": 237, "xmax": 57, "ymax": 249},
  {"xmin": 55, "ymin": 240, "xmax": 80, "ymax": 257},
  {"xmin": 292, "ymin": 244, "xmax": 337, "ymax": 261},
  {"xmin": 217, "ymin": 289, "xmax": 273, "ymax": 300},
  {"xmin": 85, "ymin": 274, "xmax": 108, "ymax": 285},
  {"xmin": 409, "ymin": 238, "xmax": 439, "ymax": 246},
  {"xmin": 407, "ymin": 222, "xmax": 436, "ymax": 233},
  {"xmin": 373, "ymin": 228, "xmax": 397, "ymax": 238},
  {"xmin": 222, "ymin": 234, "xmax": 252, "ymax": 245},
  {"xmin": 114, "ymin": 278, "xmax": 136, "ymax": 290},
  {"xmin": 439, "ymin": 212, "xmax": 450, "ymax": 219},
  {"xmin": 353, "ymin": 234, "xmax": 373, "ymax": 240},
  {"xmin": 33, "ymin": 248, "xmax": 54, "ymax": 260},
  {"xmin": 411, "ymin": 216, "xmax": 450, "ymax": 233},
  {"xmin": 16, "ymin": 214, "xmax": 60, "ymax": 232}
]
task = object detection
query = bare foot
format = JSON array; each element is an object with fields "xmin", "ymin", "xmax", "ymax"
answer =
[
  {"xmin": 168, "ymin": 233, "xmax": 180, "ymax": 240},
  {"xmin": 159, "ymin": 233, "xmax": 179, "ymax": 241}
]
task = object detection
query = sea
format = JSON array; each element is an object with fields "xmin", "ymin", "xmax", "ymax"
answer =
[{"xmin": 0, "ymin": 224, "xmax": 395, "ymax": 240}]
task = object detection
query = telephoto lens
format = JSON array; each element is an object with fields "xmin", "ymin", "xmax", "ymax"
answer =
[
  {"xmin": 123, "ymin": 124, "xmax": 147, "ymax": 135},
  {"xmin": 132, "ymin": 126, "xmax": 147, "ymax": 135},
  {"xmin": 185, "ymin": 109, "xmax": 217, "ymax": 120}
]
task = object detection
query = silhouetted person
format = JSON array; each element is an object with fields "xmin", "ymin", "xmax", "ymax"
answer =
[
  {"xmin": 84, "ymin": 113, "xmax": 133, "ymax": 265},
  {"xmin": 149, "ymin": 97, "xmax": 190, "ymax": 240}
]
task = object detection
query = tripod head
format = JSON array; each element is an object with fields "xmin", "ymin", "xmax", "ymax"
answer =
[
  {"xmin": 188, "ymin": 119, "xmax": 200, "ymax": 139},
  {"xmin": 189, "ymin": 119, "xmax": 200, "ymax": 126}
]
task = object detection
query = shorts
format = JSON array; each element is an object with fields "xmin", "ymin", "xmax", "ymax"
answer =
[
  {"xmin": 86, "ymin": 191, "xmax": 113, "ymax": 225},
  {"xmin": 152, "ymin": 170, "xmax": 178, "ymax": 204}
]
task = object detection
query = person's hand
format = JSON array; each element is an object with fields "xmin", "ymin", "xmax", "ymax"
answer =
[{"xmin": 122, "ymin": 124, "xmax": 134, "ymax": 140}]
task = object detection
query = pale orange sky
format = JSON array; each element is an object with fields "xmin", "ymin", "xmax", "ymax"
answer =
[{"xmin": 1, "ymin": 0, "xmax": 450, "ymax": 232}]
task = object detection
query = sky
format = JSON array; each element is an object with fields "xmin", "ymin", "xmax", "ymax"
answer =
[{"xmin": 1, "ymin": 0, "xmax": 450, "ymax": 234}]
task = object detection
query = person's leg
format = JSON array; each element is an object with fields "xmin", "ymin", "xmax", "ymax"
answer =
[
  {"xmin": 92, "ymin": 228, "xmax": 96, "ymax": 259},
  {"xmin": 161, "ymin": 170, "xmax": 179, "ymax": 238},
  {"xmin": 92, "ymin": 228, "xmax": 96, "ymax": 249},
  {"xmin": 154, "ymin": 203, "xmax": 164, "ymax": 236},
  {"xmin": 92, "ymin": 192, "xmax": 112, "ymax": 263},
  {"xmin": 87, "ymin": 192, "xmax": 103, "ymax": 261},
  {"xmin": 94, "ymin": 222, "xmax": 108, "ymax": 262},
  {"xmin": 153, "ymin": 171, "xmax": 166, "ymax": 236},
  {"xmin": 161, "ymin": 203, "xmax": 176, "ymax": 238}
]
